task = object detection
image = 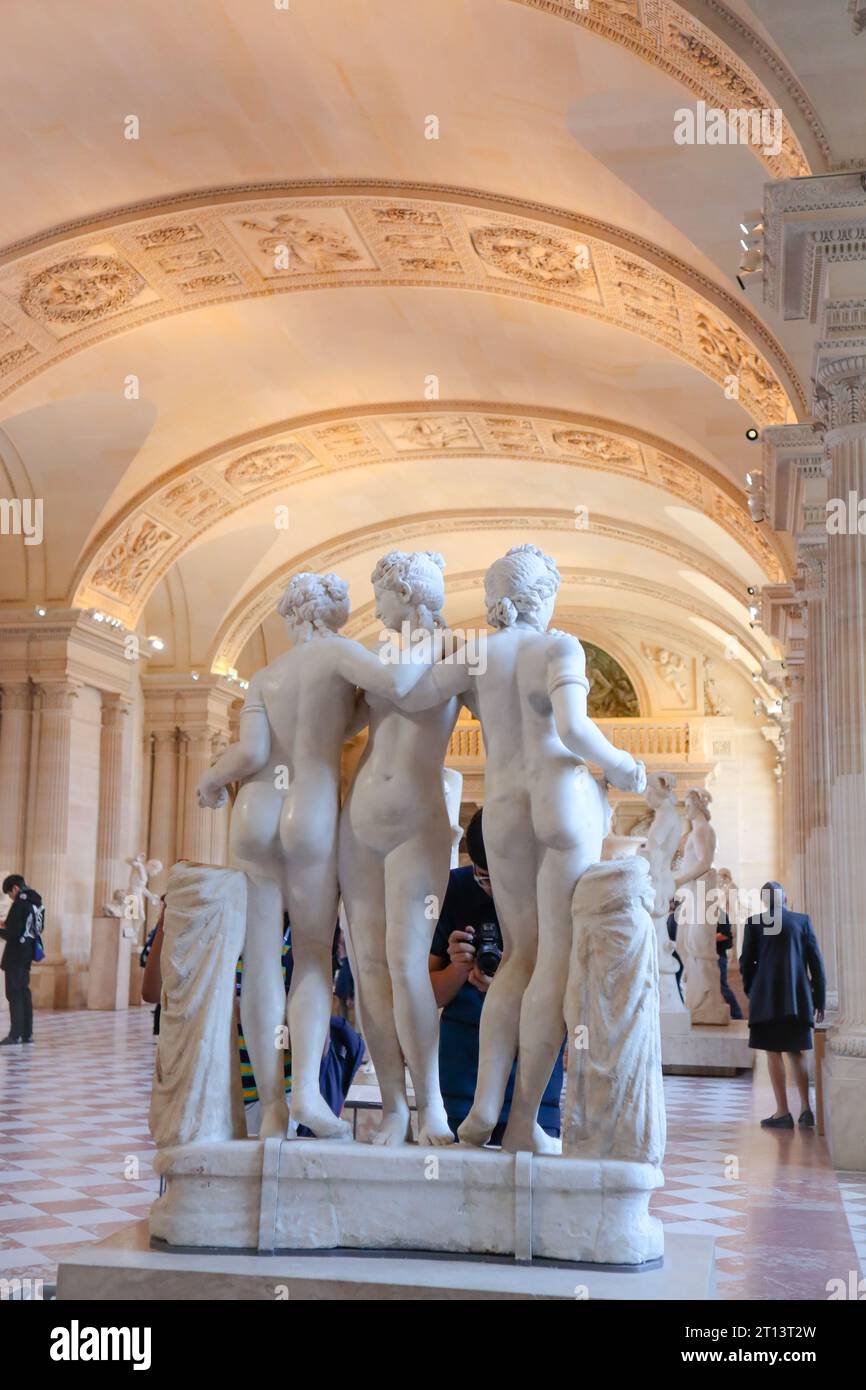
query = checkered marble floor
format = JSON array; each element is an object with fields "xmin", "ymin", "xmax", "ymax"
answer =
[{"xmin": 0, "ymin": 1006, "xmax": 863, "ymax": 1298}]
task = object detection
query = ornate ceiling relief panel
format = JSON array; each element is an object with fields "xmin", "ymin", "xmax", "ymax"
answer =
[
  {"xmin": 72, "ymin": 403, "xmax": 786, "ymax": 627},
  {"xmin": 89, "ymin": 517, "xmax": 177, "ymax": 607},
  {"xmin": 509, "ymin": 0, "xmax": 810, "ymax": 179},
  {"xmin": 0, "ymin": 187, "xmax": 799, "ymax": 423}
]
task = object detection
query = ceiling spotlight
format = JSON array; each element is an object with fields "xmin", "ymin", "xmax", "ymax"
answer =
[
  {"xmin": 190, "ymin": 671, "xmax": 200, "ymax": 681},
  {"xmin": 748, "ymin": 604, "xmax": 760, "ymax": 622},
  {"xmin": 34, "ymin": 605, "xmax": 47, "ymax": 617},
  {"xmin": 148, "ymin": 635, "xmax": 165, "ymax": 651},
  {"xmin": 739, "ymin": 211, "xmax": 764, "ymax": 235},
  {"xmin": 746, "ymin": 585, "xmax": 757, "ymax": 596},
  {"xmin": 745, "ymin": 428, "xmax": 759, "ymax": 442}
]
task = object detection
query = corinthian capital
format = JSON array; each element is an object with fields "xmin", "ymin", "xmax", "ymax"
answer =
[{"xmin": 814, "ymin": 354, "xmax": 866, "ymax": 430}]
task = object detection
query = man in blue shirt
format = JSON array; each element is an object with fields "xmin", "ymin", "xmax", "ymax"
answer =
[{"xmin": 428, "ymin": 810, "xmax": 564, "ymax": 1144}]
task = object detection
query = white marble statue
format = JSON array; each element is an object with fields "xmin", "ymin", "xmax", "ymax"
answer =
[
  {"xmin": 639, "ymin": 772, "xmax": 688, "ymax": 1020},
  {"xmin": 196, "ymin": 570, "xmax": 428, "ymax": 1141},
  {"xmin": 673, "ymin": 789, "xmax": 729, "ymax": 1026},
  {"xmin": 404, "ymin": 544, "xmax": 646, "ymax": 1153},
  {"xmin": 442, "ymin": 768, "xmax": 464, "ymax": 870},
  {"xmin": 103, "ymin": 853, "xmax": 163, "ymax": 920},
  {"xmin": 339, "ymin": 550, "xmax": 460, "ymax": 1147},
  {"xmin": 563, "ymin": 857, "xmax": 665, "ymax": 1166},
  {"xmin": 150, "ymin": 862, "xmax": 247, "ymax": 1148}
]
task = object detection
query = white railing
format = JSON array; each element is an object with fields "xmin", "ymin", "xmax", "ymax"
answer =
[{"xmin": 447, "ymin": 717, "xmax": 693, "ymax": 764}]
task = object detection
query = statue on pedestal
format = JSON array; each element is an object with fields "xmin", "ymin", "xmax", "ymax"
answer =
[
  {"xmin": 673, "ymin": 789, "xmax": 729, "ymax": 1026},
  {"xmin": 403, "ymin": 545, "xmax": 646, "ymax": 1153},
  {"xmin": 103, "ymin": 854, "xmax": 163, "ymax": 921},
  {"xmin": 196, "ymin": 570, "xmax": 428, "ymax": 1140},
  {"xmin": 639, "ymin": 773, "xmax": 688, "ymax": 1023},
  {"xmin": 339, "ymin": 550, "xmax": 459, "ymax": 1146}
]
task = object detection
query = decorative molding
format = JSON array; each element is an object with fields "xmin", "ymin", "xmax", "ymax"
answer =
[
  {"xmin": 0, "ymin": 182, "xmax": 804, "ymax": 419},
  {"xmin": 509, "ymin": 0, "xmax": 810, "ymax": 177},
  {"xmin": 814, "ymin": 354, "xmax": 866, "ymax": 430},
  {"xmin": 69, "ymin": 402, "xmax": 788, "ymax": 627}
]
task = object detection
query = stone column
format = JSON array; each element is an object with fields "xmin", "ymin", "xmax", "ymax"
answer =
[
  {"xmin": 0, "ymin": 683, "xmax": 32, "ymax": 880},
  {"xmin": 93, "ymin": 694, "xmax": 131, "ymax": 912},
  {"xmin": 28, "ymin": 682, "xmax": 79, "ymax": 1004},
  {"xmin": 180, "ymin": 728, "xmax": 220, "ymax": 864},
  {"xmin": 818, "ymin": 356, "xmax": 866, "ymax": 1169},
  {"xmin": 800, "ymin": 553, "xmax": 837, "ymax": 1007},
  {"xmin": 148, "ymin": 730, "xmax": 179, "ymax": 898}
]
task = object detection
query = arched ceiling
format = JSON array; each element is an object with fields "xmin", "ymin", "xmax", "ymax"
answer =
[{"xmin": 0, "ymin": 0, "xmax": 858, "ymax": 685}]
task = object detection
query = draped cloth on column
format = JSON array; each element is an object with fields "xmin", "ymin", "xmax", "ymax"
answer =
[
  {"xmin": 150, "ymin": 863, "xmax": 247, "ymax": 1148},
  {"xmin": 564, "ymin": 857, "xmax": 666, "ymax": 1167}
]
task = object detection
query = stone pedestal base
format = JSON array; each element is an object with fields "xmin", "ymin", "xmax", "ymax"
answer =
[
  {"xmin": 150, "ymin": 1139, "xmax": 665, "ymax": 1267},
  {"xmin": 87, "ymin": 917, "xmax": 134, "ymax": 1011},
  {"xmin": 57, "ymin": 1221, "xmax": 716, "ymax": 1301},
  {"xmin": 824, "ymin": 1050, "xmax": 866, "ymax": 1172},
  {"xmin": 29, "ymin": 955, "xmax": 68, "ymax": 1010},
  {"xmin": 661, "ymin": 1021, "xmax": 753, "ymax": 1074}
]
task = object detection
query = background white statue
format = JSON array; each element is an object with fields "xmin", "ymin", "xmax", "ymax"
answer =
[
  {"xmin": 405, "ymin": 544, "xmax": 645, "ymax": 1153},
  {"xmin": 639, "ymin": 772, "xmax": 687, "ymax": 1020},
  {"xmin": 673, "ymin": 789, "xmax": 728, "ymax": 1026},
  {"xmin": 103, "ymin": 853, "xmax": 162, "ymax": 921},
  {"xmin": 196, "ymin": 570, "xmax": 427, "ymax": 1140},
  {"xmin": 339, "ymin": 550, "xmax": 459, "ymax": 1146}
]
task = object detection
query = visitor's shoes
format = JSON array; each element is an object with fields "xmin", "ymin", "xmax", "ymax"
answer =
[
  {"xmin": 761, "ymin": 1112, "xmax": 794, "ymax": 1129},
  {"xmin": 21, "ymin": 1037, "xmax": 33, "ymax": 1045},
  {"xmin": 0, "ymin": 1035, "xmax": 22, "ymax": 1046},
  {"xmin": 798, "ymin": 1108, "xmax": 815, "ymax": 1128}
]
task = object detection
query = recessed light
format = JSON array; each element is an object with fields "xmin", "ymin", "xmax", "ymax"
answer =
[
  {"xmin": 34, "ymin": 606, "xmax": 47, "ymax": 617},
  {"xmin": 148, "ymin": 635, "xmax": 165, "ymax": 651},
  {"xmin": 745, "ymin": 428, "xmax": 759, "ymax": 441}
]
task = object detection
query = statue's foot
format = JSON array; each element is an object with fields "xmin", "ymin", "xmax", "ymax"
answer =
[
  {"xmin": 457, "ymin": 1109, "xmax": 495, "ymax": 1148},
  {"xmin": 417, "ymin": 1103, "xmax": 455, "ymax": 1148},
  {"xmin": 370, "ymin": 1108, "xmax": 411, "ymax": 1146},
  {"xmin": 259, "ymin": 1100, "xmax": 290, "ymax": 1141},
  {"xmin": 501, "ymin": 1120, "xmax": 562, "ymax": 1156},
  {"xmin": 290, "ymin": 1092, "xmax": 352, "ymax": 1141}
]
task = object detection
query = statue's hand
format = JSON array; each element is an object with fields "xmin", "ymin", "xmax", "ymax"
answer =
[
  {"xmin": 607, "ymin": 758, "xmax": 646, "ymax": 794},
  {"xmin": 197, "ymin": 777, "xmax": 228, "ymax": 810}
]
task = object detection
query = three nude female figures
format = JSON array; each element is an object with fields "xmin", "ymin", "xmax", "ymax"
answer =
[{"xmin": 197, "ymin": 544, "xmax": 645, "ymax": 1153}]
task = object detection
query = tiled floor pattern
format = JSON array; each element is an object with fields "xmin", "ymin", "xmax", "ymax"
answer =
[{"xmin": 0, "ymin": 1007, "xmax": 864, "ymax": 1297}]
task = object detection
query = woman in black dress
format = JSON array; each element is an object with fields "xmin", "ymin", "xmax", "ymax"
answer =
[{"xmin": 740, "ymin": 882, "xmax": 826, "ymax": 1129}]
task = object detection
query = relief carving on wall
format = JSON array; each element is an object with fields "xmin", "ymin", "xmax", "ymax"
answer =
[
  {"xmin": 641, "ymin": 642, "xmax": 690, "ymax": 704},
  {"xmin": 224, "ymin": 443, "xmax": 315, "ymax": 490},
  {"xmin": 90, "ymin": 518, "xmax": 176, "ymax": 604},
  {"xmin": 470, "ymin": 225, "xmax": 592, "ymax": 288},
  {"xmin": 382, "ymin": 416, "xmax": 478, "ymax": 451},
  {"xmin": 20, "ymin": 255, "xmax": 146, "ymax": 325},
  {"xmin": 236, "ymin": 212, "xmax": 369, "ymax": 274},
  {"xmin": 162, "ymin": 478, "xmax": 232, "ymax": 526},
  {"xmin": 484, "ymin": 416, "xmax": 544, "ymax": 453},
  {"xmin": 551, "ymin": 428, "xmax": 639, "ymax": 466},
  {"xmin": 694, "ymin": 309, "xmax": 787, "ymax": 421}
]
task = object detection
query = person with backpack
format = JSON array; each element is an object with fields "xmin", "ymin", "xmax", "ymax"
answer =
[{"xmin": 0, "ymin": 874, "xmax": 44, "ymax": 1045}]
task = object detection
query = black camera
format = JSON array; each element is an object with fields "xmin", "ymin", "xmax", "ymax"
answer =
[{"xmin": 475, "ymin": 921, "xmax": 503, "ymax": 977}]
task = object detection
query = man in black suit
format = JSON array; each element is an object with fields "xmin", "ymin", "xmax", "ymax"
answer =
[{"xmin": 740, "ymin": 882, "xmax": 826, "ymax": 1129}]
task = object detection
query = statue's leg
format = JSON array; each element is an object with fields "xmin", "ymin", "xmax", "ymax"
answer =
[
  {"xmin": 283, "ymin": 843, "xmax": 351, "ymax": 1141},
  {"xmin": 230, "ymin": 784, "xmax": 289, "ymax": 1141},
  {"xmin": 239, "ymin": 873, "xmax": 289, "ymax": 1140},
  {"xmin": 384, "ymin": 833, "xmax": 453, "ymax": 1147},
  {"xmin": 501, "ymin": 843, "xmax": 591, "ymax": 1155},
  {"xmin": 457, "ymin": 829, "xmax": 538, "ymax": 1147},
  {"xmin": 340, "ymin": 830, "xmax": 410, "ymax": 1145}
]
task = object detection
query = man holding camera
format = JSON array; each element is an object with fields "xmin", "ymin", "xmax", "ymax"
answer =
[{"xmin": 428, "ymin": 810, "xmax": 564, "ymax": 1144}]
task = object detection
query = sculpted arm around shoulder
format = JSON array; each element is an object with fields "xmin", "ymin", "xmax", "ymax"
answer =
[
  {"xmin": 334, "ymin": 639, "xmax": 429, "ymax": 701},
  {"xmin": 548, "ymin": 633, "xmax": 645, "ymax": 793}
]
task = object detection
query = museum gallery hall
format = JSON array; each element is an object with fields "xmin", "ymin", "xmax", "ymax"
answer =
[{"xmin": 0, "ymin": 0, "xmax": 865, "ymax": 1329}]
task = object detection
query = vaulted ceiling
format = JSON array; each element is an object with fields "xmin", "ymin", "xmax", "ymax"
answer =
[{"xmin": 0, "ymin": 0, "xmax": 861, "ymax": 686}]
